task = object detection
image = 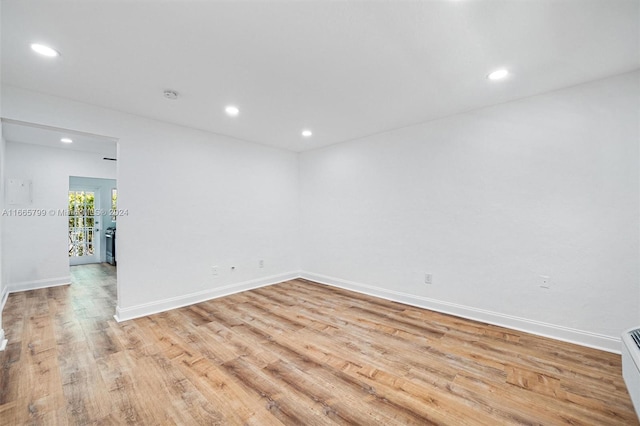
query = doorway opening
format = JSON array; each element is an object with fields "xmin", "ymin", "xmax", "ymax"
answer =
[{"xmin": 2, "ymin": 118, "xmax": 120, "ymax": 323}]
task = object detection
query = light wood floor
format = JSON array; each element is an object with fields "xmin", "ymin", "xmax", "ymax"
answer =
[{"xmin": 0, "ymin": 264, "xmax": 637, "ymax": 425}]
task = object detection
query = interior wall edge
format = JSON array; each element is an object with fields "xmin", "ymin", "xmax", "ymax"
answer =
[
  {"xmin": 300, "ymin": 271, "xmax": 622, "ymax": 354},
  {"xmin": 114, "ymin": 270, "xmax": 301, "ymax": 322}
]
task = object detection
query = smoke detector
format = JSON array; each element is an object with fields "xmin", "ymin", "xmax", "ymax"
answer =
[{"xmin": 163, "ymin": 90, "xmax": 179, "ymax": 100}]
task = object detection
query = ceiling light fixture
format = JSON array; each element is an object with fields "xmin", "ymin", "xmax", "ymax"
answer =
[
  {"xmin": 488, "ymin": 69, "xmax": 509, "ymax": 81},
  {"xmin": 225, "ymin": 106, "xmax": 240, "ymax": 117},
  {"xmin": 301, "ymin": 130, "xmax": 313, "ymax": 138},
  {"xmin": 30, "ymin": 43, "xmax": 60, "ymax": 57},
  {"xmin": 60, "ymin": 137, "xmax": 73, "ymax": 144}
]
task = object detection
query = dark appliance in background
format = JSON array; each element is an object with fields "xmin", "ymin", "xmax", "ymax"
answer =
[{"xmin": 106, "ymin": 227, "xmax": 116, "ymax": 265}]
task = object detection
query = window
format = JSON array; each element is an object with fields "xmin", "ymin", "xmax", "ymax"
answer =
[{"xmin": 111, "ymin": 188, "xmax": 118, "ymax": 221}]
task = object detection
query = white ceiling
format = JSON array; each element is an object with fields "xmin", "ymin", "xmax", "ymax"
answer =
[
  {"xmin": 2, "ymin": 120, "xmax": 117, "ymax": 158},
  {"xmin": 2, "ymin": 1, "xmax": 638, "ymax": 152}
]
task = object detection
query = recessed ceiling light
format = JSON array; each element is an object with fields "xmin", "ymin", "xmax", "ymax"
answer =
[
  {"xmin": 225, "ymin": 106, "xmax": 240, "ymax": 117},
  {"xmin": 301, "ymin": 130, "xmax": 313, "ymax": 138},
  {"xmin": 488, "ymin": 69, "xmax": 509, "ymax": 81},
  {"xmin": 60, "ymin": 137, "xmax": 73, "ymax": 144},
  {"xmin": 30, "ymin": 43, "xmax": 60, "ymax": 57}
]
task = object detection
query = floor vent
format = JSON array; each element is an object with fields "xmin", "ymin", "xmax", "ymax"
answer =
[
  {"xmin": 622, "ymin": 326, "xmax": 640, "ymax": 420},
  {"xmin": 631, "ymin": 328, "xmax": 640, "ymax": 350}
]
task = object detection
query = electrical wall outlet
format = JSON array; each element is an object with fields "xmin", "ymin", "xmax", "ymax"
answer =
[
  {"xmin": 211, "ymin": 266, "xmax": 219, "ymax": 277},
  {"xmin": 539, "ymin": 275, "xmax": 550, "ymax": 289},
  {"xmin": 425, "ymin": 273, "xmax": 433, "ymax": 285},
  {"xmin": 259, "ymin": 259, "xmax": 264, "ymax": 268}
]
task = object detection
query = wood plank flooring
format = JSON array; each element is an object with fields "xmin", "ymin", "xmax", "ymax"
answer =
[{"xmin": 0, "ymin": 263, "xmax": 637, "ymax": 425}]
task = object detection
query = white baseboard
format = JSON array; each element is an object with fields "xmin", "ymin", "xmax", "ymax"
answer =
[
  {"xmin": 114, "ymin": 271, "xmax": 301, "ymax": 322},
  {"xmin": 0, "ymin": 287, "xmax": 7, "ymax": 350},
  {"xmin": 300, "ymin": 271, "xmax": 622, "ymax": 354},
  {"xmin": 0, "ymin": 286, "xmax": 8, "ymax": 313},
  {"xmin": 8, "ymin": 276, "xmax": 71, "ymax": 293}
]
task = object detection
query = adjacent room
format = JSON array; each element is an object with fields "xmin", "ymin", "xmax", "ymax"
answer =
[{"xmin": 0, "ymin": 1, "xmax": 639, "ymax": 424}]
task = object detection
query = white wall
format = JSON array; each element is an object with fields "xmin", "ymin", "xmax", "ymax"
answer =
[
  {"xmin": 0, "ymin": 0, "xmax": 7, "ymax": 350},
  {"xmin": 69, "ymin": 176, "xmax": 117, "ymax": 263},
  {"xmin": 300, "ymin": 71, "xmax": 640, "ymax": 352},
  {"xmin": 3, "ymin": 142, "xmax": 117, "ymax": 291},
  {"xmin": 0, "ymin": 134, "xmax": 6, "ymax": 350},
  {"xmin": 1, "ymin": 85, "xmax": 301, "ymax": 320},
  {"xmin": 2, "ymin": 72, "xmax": 637, "ymax": 352}
]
